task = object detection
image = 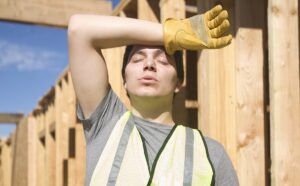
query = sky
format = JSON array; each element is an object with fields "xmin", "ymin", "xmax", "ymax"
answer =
[
  {"xmin": 0, "ymin": 21, "xmax": 68, "ymax": 138},
  {"xmin": 0, "ymin": 0, "xmax": 120, "ymax": 139}
]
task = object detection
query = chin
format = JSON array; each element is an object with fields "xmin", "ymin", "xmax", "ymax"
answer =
[
  {"xmin": 127, "ymin": 86, "xmax": 173, "ymax": 99},
  {"xmin": 129, "ymin": 90, "xmax": 172, "ymax": 100},
  {"xmin": 131, "ymin": 92, "xmax": 159, "ymax": 98},
  {"xmin": 128, "ymin": 89, "xmax": 158, "ymax": 98}
]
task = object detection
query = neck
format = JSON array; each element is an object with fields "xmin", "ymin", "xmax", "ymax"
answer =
[{"xmin": 130, "ymin": 96, "xmax": 175, "ymax": 125}]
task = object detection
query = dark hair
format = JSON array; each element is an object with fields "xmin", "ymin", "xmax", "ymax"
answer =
[{"xmin": 121, "ymin": 45, "xmax": 184, "ymax": 84}]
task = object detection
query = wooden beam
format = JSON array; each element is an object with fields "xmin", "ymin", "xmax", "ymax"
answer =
[
  {"xmin": 74, "ymin": 124, "xmax": 86, "ymax": 186},
  {"xmin": 112, "ymin": 0, "xmax": 137, "ymax": 18},
  {"xmin": 55, "ymin": 73, "xmax": 74, "ymax": 186},
  {"xmin": 0, "ymin": 138, "xmax": 13, "ymax": 186},
  {"xmin": 0, "ymin": 0, "xmax": 112, "ymax": 28},
  {"xmin": 11, "ymin": 117, "xmax": 29, "ymax": 186},
  {"xmin": 49, "ymin": 122, "xmax": 56, "ymax": 139},
  {"xmin": 185, "ymin": 100, "xmax": 198, "ymax": 108},
  {"xmin": 27, "ymin": 115, "xmax": 37, "ymax": 186},
  {"xmin": 45, "ymin": 106, "xmax": 56, "ymax": 186},
  {"xmin": 160, "ymin": 0, "xmax": 185, "ymax": 22},
  {"xmin": 38, "ymin": 86, "xmax": 55, "ymax": 107},
  {"xmin": 159, "ymin": 0, "xmax": 186, "ymax": 125},
  {"xmin": 0, "ymin": 113, "xmax": 24, "ymax": 124},
  {"xmin": 137, "ymin": 0, "xmax": 159, "ymax": 22},
  {"xmin": 185, "ymin": 5, "xmax": 197, "ymax": 14},
  {"xmin": 39, "ymin": 129, "xmax": 46, "ymax": 146},
  {"xmin": 32, "ymin": 106, "xmax": 42, "ymax": 116},
  {"xmin": 111, "ymin": 0, "xmax": 132, "ymax": 16},
  {"xmin": 5, "ymin": 138, "xmax": 11, "ymax": 146},
  {"xmin": 235, "ymin": 0, "xmax": 266, "ymax": 185},
  {"xmin": 56, "ymin": 67, "xmax": 69, "ymax": 86},
  {"xmin": 268, "ymin": 0, "xmax": 300, "ymax": 185},
  {"xmin": 197, "ymin": 0, "xmax": 237, "ymax": 167}
]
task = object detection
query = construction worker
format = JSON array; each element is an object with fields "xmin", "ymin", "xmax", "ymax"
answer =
[{"xmin": 68, "ymin": 4, "xmax": 238, "ymax": 186}]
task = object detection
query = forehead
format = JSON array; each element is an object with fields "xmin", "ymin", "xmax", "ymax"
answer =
[{"xmin": 129, "ymin": 45, "xmax": 167, "ymax": 56}]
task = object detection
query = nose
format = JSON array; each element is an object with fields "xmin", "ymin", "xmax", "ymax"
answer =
[{"xmin": 143, "ymin": 58, "xmax": 156, "ymax": 72}]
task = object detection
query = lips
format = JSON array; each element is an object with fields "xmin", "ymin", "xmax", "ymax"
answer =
[
  {"xmin": 141, "ymin": 75, "xmax": 157, "ymax": 81},
  {"xmin": 139, "ymin": 75, "xmax": 158, "ymax": 84}
]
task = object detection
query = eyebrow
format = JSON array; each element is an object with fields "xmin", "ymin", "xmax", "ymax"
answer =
[
  {"xmin": 153, "ymin": 49, "xmax": 166, "ymax": 57},
  {"xmin": 133, "ymin": 49, "xmax": 166, "ymax": 57},
  {"xmin": 132, "ymin": 50, "xmax": 147, "ymax": 57}
]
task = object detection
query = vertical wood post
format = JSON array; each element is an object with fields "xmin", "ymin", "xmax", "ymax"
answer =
[
  {"xmin": 197, "ymin": 0, "xmax": 237, "ymax": 166},
  {"xmin": 197, "ymin": 1, "xmax": 266, "ymax": 185},
  {"xmin": 268, "ymin": 0, "xmax": 300, "ymax": 185},
  {"xmin": 235, "ymin": 0, "xmax": 267, "ymax": 185}
]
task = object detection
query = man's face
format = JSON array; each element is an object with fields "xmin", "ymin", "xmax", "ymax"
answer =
[{"xmin": 124, "ymin": 46, "xmax": 180, "ymax": 99}]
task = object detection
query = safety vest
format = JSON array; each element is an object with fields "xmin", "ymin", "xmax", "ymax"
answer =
[{"xmin": 90, "ymin": 111, "xmax": 214, "ymax": 186}]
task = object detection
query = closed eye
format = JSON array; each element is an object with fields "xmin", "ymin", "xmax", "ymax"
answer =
[
  {"xmin": 131, "ymin": 55, "xmax": 145, "ymax": 63},
  {"xmin": 132, "ymin": 58, "xmax": 143, "ymax": 63},
  {"xmin": 131, "ymin": 52, "xmax": 146, "ymax": 63},
  {"xmin": 157, "ymin": 57, "xmax": 169, "ymax": 65}
]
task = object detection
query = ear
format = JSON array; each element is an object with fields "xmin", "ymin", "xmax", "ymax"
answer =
[
  {"xmin": 124, "ymin": 82, "xmax": 127, "ymax": 89},
  {"xmin": 174, "ymin": 81, "xmax": 182, "ymax": 93}
]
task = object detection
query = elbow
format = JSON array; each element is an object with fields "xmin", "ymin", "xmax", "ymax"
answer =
[{"xmin": 68, "ymin": 14, "xmax": 85, "ymax": 39}]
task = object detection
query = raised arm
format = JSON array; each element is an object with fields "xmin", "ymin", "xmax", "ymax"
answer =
[
  {"xmin": 68, "ymin": 15, "xmax": 163, "ymax": 118},
  {"xmin": 68, "ymin": 5, "xmax": 232, "ymax": 119}
]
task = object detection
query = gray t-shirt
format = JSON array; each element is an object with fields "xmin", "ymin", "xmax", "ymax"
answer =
[{"xmin": 77, "ymin": 87, "xmax": 239, "ymax": 186}]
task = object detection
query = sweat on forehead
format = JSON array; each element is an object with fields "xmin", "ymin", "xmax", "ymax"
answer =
[{"xmin": 122, "ymin": 45, "xmax": 184, "ymax": 84}]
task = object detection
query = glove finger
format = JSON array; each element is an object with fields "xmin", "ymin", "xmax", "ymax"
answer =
[
  {"xmin": 207, "ymin": 10, "xmax": 228, "ymax": 29},
  {"xmin": 210, "ymin": 20, "xmax": 230, "ymax": 38},
  {"xmin": 208, "ymin": 34, "xmax": 232, "ymax": 48},
  {"xmin": 205, "ymin": 5, "xmax": 223, "ymax": 21}
]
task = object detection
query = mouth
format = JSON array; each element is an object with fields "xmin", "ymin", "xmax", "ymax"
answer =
[{"xmin": 139, "ymin": 75, "xmax": 158, "ymax": 84}]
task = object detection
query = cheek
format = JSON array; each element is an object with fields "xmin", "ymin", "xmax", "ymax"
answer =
[
  {"xmin": 163, "ymin": 68, "xmax": 179, "ymax": 83},
  {"xmin": 124, "ymin": 64, "xmax": 139, "ymax": 82}
]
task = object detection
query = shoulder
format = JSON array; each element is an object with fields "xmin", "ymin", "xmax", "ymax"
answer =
[
  {"xmin": 203, "ymin": 137, "xmax": 226, "ymax": 162},
  {"xmin": 203, "ymin": 136, "xmax": 239, "ymax": 186},
  {"xmin": 202, "ymin": 136, "xmax": 227, "ymax": 170},
  {"xmin": 183, "ymin": 128, "xmax": 227, "ymax": 169},
  {"xmin": 77, "ymin": 87, "xmax": 127, "ymax": 141}
]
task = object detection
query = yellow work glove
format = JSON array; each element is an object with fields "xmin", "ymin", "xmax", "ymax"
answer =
[{"xmin": 163, "ymin": 5, "xmax": 232, "ymax": 55}]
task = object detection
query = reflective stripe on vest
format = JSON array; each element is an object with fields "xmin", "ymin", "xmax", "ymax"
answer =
[{"xmin": 90, "ymin": 111, "xmax": 214, "ymax": 186}]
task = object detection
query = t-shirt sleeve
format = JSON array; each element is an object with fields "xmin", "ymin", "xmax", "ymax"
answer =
[
  {"xmin": 205, "ymin": 137, "xmax": 239, "ymax": 186},
  {"xmin": 76, "ymin": 86, "xmax": 127, "ymax": 143},
  {"xmin": 214, "ymin": 148, "xmax": 239, "ymax": 186}
]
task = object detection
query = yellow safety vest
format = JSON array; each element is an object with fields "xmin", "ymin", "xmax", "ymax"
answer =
[{"xmin": 90, "ymin": 111, "xmax": 214, "ymax": 186}]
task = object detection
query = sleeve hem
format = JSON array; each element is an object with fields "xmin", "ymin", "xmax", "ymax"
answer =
[{"xmin": 76, "ymin": 87, "xmax": 112, "ymax": 127}]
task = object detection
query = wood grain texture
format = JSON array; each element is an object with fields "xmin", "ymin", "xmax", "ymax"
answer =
[
  {"xmin": 235, "ymin": 0, "xmax": 267, "ymax": 185},
  {"xmin": 198, "ymin": 41, "xmax": 237, "ymax": 160},
  {"xmin": 0, "ymin": 139, "xmax": 13, "ymax": 186},
  {"xmin": 159, "ymin": 0, "xmax": 187, "ymax": 124},
  {"xmin": 27, "ymin": 115, "xmax": 37, "ymax": 186},
  {"xmin": 235, "ymin": 28, "xmax": 265, "ymax": 186},
  {"xmin": 54, "ymin": 77, "xmax": 69, "ymax": 186},
  {"xmin": 138, "ymin": 0, "xmax": 159, "ymax": 22},
  {"xmin": 11, "ymin": 118, "xmax": 29, "ymax": 186},
  {"xmin": 268, "ymin": 0, "xmax": 300, "ymax": 185},
  {"xmin": 45, "ymin": 103, "xmax": 56, "ymax": 186},
  {"xmin": 160, "ymin": 0, "xmax": 185, "ymax": 22},
  {"xmin": 197, "ymin": 1, "xmax": 267, "ymax": 185},
  {"xmin": 197, "ymin": 0, "xmax": 237, "ymax": 170},
  {"xmin": 0, "ymin": 0, "xmax": 111, "ymax": 27}
]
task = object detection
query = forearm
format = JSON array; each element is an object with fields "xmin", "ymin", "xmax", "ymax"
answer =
[
  {"xmin": 68, "ymin": 15, "xmax": 164, "ymax": 118},
  {"xmin": 68, "ymin": 14, "xmax": 163, "ymax": 49}
]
